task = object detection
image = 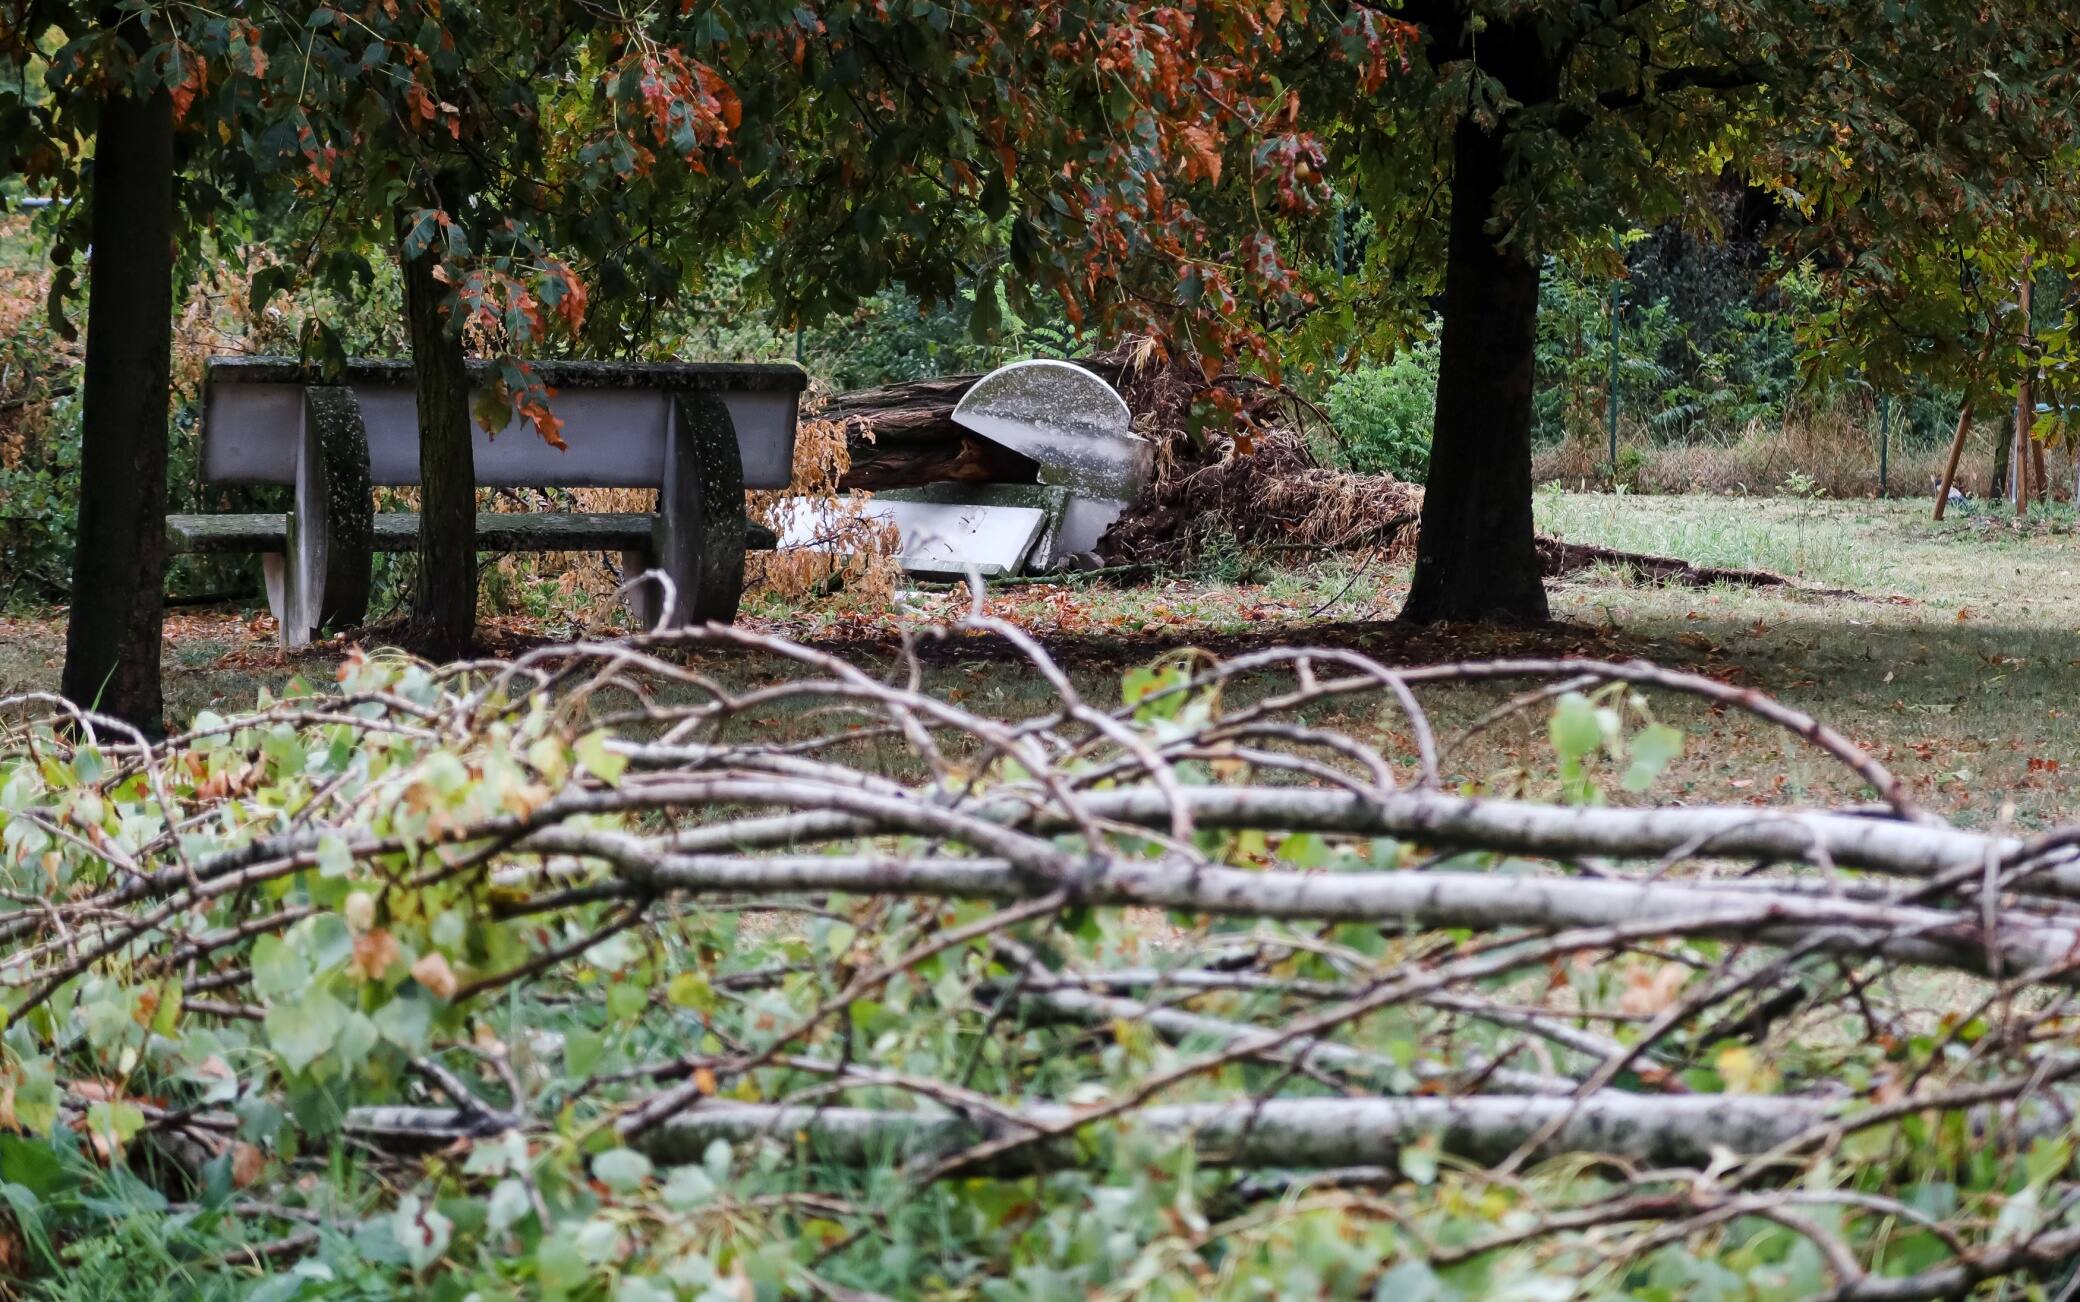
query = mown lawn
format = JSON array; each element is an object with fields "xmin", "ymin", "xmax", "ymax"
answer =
[{"xmin": 6, "ymin": 489, "xmax": 2079, "ymax": 829}]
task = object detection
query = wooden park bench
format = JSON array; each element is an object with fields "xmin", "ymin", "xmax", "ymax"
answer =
[{"xmin": 167, "ymin": 357, "xmax": 805, "ymax": 645}]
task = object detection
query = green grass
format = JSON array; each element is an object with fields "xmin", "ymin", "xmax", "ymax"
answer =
[{"xmin": 1535, "ymin": 482, "xmax": 1892, "ymax": 590}]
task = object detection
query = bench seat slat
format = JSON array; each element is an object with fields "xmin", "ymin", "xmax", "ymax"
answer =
[
  {"xmin": 166, "ymin": 513, "xmax": 290, "ymax": 554},
  {"xmin": 168, "ymin": 512, "xmax": 777, "ymax": 556}
]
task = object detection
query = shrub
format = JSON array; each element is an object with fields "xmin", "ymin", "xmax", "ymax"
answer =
[{"xmin": 1321, "ymin": 339, "xmax": 1436, "ymax": 482}]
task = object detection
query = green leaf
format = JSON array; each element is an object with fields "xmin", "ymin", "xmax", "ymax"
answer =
[
  {"xmin": 1122, "ymin": 659, "xmax": 1189, "ymax": 721},
  {"xmin": 399, "ymin": 210, "xmax": 440, "ymax": 262},
  {"xmin": 1621, "ymin": 723, "xmax": 1684, "ymax": 792},
  {"xmin": 372, "ymin": 991, "xmax": 433, "ymax": 1053},
  {"xmin": 251, "ymin": 934, "xmax": 310, "ymax": 1002},
  {"xmin": 606, "ymin": 982, "xmax": 647, "ymax": 1022},
  {"xmin": 968, "ymin": 272, "xmax": 1004, "ymax": 344},
  {"xmin": 265, "ymin": 990, "xmax": 349, "ymax": 1075},
  {"xmin": 0, "ymin": 1135, "xmax": 65, "ymax": 1200},
  {"xmin": 565, "ymin": 1027, "xmax": 605, "ymax": 1077},
  {"xmin": 534, "ymin": 1228, "xmax": 589, "ymax": 1292},
  {"xmin": 1396, "ymin": 1135, "xmax": 1439, "ymax": 1186},
  {"xmin": 487, "ymin": 1177, "xmax": 533, "ymax": 1232},
  {"xmin": 575, "ymin": 731, "xmax": 627, "ymax": 786},
  {"xmin": 666, "ymin": 972, "xmax": 715, "ymax": 1014},
  {"xmin": 1277, "ymin": 832, "xmax": 1331, "ymax": 868},
  {"xmin": 391, "ymin": 1195, "xmax": 452, "ymax": 1273},
  {"xmin": 591, "ymin": 1148, "xmax": 653, "ymax": 1192},
  {"xmin": 1549, "ymin": 693, "xmax": 1601, "ymax": 762},
  {"xmin": 316, "ymin": 833, "xmax": 353, "ymax": 878},
  {"xmin": 86, "ymin": 1100, "xmax": 145, "ymax": 1149},
  {"xmin": 662, "ymin": 1164, "xmax": 717, "ymax": 1210},
  {"xmin": 152, "ymin": 979, "xmax": 183, "ymax": 1037},
  {"xmin": 248, "ymin": 265, "xmax": 291, "ymax": 316}
]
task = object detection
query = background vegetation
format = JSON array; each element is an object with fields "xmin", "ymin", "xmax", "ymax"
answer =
[{"xmin": 3, "ymin": 195, "xmax": 2032, "ymax": 617}]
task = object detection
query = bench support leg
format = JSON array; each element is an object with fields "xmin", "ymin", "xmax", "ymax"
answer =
[
  {"xmin": 620, "ymin": 547, "xmax": 659, "ymax": 629},
  {"xmin": 652, "ymin": 392, "xmax": 748, "ymax": 627},
  {"xmin": 261, "ymin": 554, "xmax": 290, "ymax": 640}
]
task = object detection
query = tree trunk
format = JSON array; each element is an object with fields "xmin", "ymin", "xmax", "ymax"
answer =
[
  {"xmin": 825, "ymin": 372, "xmax": 1075, "ymax": 492},
  {"xmin": 1399, "ymin": 45, "xmax": 1551, "ymax": 624},
  {"xmin": 398, "ymin": 211, "xmax": 476, "ymax": 660},
  {"xmin": 1990, "ymin": 405, "xmax": 2012, "ymax": 501},
  {"xmin": 60, "ymin": 79, "xmax": 175, "ymax": 732}
]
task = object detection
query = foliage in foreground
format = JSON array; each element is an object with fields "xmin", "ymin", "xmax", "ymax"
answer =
[{"xmin": 1, "ymin": 611, "xmax": 2079, "ymax": 1297}]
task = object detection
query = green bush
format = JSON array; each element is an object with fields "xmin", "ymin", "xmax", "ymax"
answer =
[{"xmin": 1322, "ymin": 340, "xmax": 1436, "ymax": 482}]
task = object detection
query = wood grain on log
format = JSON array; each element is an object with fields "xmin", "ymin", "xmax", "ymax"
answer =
[{"xmin": 823, "ymin": 362, "xmax": 1128, "ymax": 492}]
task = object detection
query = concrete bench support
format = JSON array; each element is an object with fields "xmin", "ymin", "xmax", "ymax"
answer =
[
  {"xmin": 635, "ymin": 392, "xmax": 749, "ymax": 629},
  {"xmin": 286, "ymin": 386, "xmax": 375, "ymax": 645}
]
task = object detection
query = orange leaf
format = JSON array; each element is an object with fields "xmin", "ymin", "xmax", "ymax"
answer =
[{"xmin": 411, "ymin": 952, "xmax": 460, "ymax": 1001}]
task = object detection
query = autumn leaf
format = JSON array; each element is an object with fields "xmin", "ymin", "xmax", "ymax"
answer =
[
  {"xmin": 412, "ymin": 952, "xmax": 460, "ymax": 1001},
  {"xmin": 350, "ymin": 929, "xmax": 403, "ymax": 982},
  {"xmin": 1178, "ymin": 125, "xmax": 1223, "ymax": 184}
]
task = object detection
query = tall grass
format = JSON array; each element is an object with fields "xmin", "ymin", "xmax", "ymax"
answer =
[{"xmin": 1534, "ymin": 410, "xmax": 2062, "ymax": 502}]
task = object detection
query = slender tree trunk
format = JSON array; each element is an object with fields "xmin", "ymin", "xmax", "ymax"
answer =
[
  {"xmin": 398, "ymin": 210, "xmax": 477, "ymax": 660},
  {"xmin": 1399, "ymin": 107, "xmax": 1550, "ymax": 624},
  {"xmin": 60, "ymin": 78, "xmax": 175, "ymax": 731},
  {"xmin": 1991, "ymin": 404, "xmax": 2012, "ymax": 501}
]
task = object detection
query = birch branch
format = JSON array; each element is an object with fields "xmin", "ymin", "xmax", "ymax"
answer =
[
  {"xmin": 525, "ymin": 832, "xmax": 2080, "ymax": 984},
  {"xmin": 627, "ymin": 1093, "xmax": 2061, "ymax": 1175}
]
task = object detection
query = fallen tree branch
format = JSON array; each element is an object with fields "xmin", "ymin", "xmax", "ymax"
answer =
[
  {"xmin": 626, "ymin": 1093, "xmax": 2058, "ymax": 1175},
  {"xmin": 528, "ymin": 833, "xmax": 2080, "ymax": 984},
  {"xmin": 1536, "ymin": 536, "xmax": 1861, "ymax": 598}
]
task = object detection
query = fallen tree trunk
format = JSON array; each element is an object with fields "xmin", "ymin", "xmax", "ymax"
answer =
[
  {"xmin": 1536, "ymin": 537, "xmax": 1857, "ymax": 597},
  {"xmin": 825, "ymin": 374, "xmax": 1039, "ymax": 492},
  {"xmin": 824, "ymin": 362, "xmax": 1131, "ymax": 492}
]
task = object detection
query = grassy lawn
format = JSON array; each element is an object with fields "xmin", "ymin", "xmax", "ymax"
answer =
[{"xmin": 7, "ymin": 488, "xmax": 2079, "ymax": 830}]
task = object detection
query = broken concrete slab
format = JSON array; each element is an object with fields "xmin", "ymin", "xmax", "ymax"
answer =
[
  {"xmin": 877, "ymin": 481, "xmax": 1074, "ymax": 570},
  {"xmin": 770, "ymin": 495, "xmax": 1049, "ymax": 578},
  {"xmin": 950, "ymin": 360, "xmax": 1149, "ymax": 556}
]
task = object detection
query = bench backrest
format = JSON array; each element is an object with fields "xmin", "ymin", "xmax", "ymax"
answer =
[{"xmin": 201, "ymin": 357, "xmax": 805, "ymax": 490}]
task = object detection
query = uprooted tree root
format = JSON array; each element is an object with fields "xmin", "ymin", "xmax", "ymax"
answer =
[
  {"xmin": 0, "ymin": 606, "xmax": 2076, "ymax": 1292},
  {"xmin": 1100, "ymin": 430, "xmax": 1424, "ymax": 563}
]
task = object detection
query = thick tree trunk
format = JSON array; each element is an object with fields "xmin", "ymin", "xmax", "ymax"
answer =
[
  {"xmin": 1399, "ymin": 111, "xmax": 1549, "ymax": 623},
  {"xmin": 398, "ymin": 213, "xmax": 477, "ymax": 660},
  {"xmin": 61, "ymin": 80, "xmax": 175, "ymax": 732}
]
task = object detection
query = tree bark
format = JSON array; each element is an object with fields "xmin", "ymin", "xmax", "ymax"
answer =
[
  {"xmin": 824, "ymin": 373, "xmax": 1059, "ymax": 492},
  {"xmin": 398, "ymin": 205, "xmax": 477, "ymax": 661},
  {"xmin": 591, "ymin": 781, "xmax": 2040, "ymax": 894},
  {"xmin": 1990, "ymin": 405, "xmax": 2012, "ymax": 502},
  {"xmin": 557, "ymin": 837, "xmax": 2080, "ymax": 981},
  {"xmin": 61, "ymin": 78, "xmax": 175, "ymax": 733},
  {"xmin": 623, "ymin": 1095, "xmax": 1910, "ymax": 1174},
  {"xmin": 1399, "ymin": 40, "xmax": 1552, "ymax": 624}
]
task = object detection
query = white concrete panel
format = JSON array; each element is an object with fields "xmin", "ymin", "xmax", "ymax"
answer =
[{"xmin": 772, "ymin": 496, "xmax": 1047, "ymax": 578}]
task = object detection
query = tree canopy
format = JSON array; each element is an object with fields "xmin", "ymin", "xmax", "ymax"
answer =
[{"xmin": 1256, "ymin": 0, "xmax": 2080, "ymax": 619}]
